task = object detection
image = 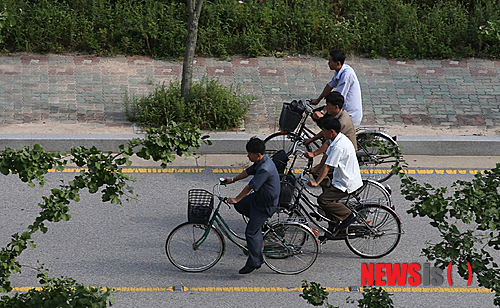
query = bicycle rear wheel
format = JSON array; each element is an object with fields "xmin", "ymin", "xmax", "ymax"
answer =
[
  {"xmin": 264, "ymin": 132, "xmax": 313, "ymax": 172},
  {"xmin": 268, "ymin": 206, "xmax": 307, "ymax": 225},
  {"xmin": 166, "ymin": 222, "xmax": 225, "ymax": 272},
  {"xmin": 357, "ymin": 179, "xmax": 393, "ymax": 210},
  {"xmin": 263, "ymin": 223, "xmax": 318, "ymax": 274},
  {"xmin": 345, "ymin": 205, "xmax": 401, "ymax": 258},
  {"xmin": 356, "ymin": 131, "xmax": 401, "ymax": 183}
]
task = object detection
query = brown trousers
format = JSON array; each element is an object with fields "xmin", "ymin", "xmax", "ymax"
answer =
[
  {"xmin": 314, "ymin": 168, "xmax": 351, "ymax": 222},
  {"xmin": 317, "ymin": 184, "xmax": 351, "ymax": 222}
]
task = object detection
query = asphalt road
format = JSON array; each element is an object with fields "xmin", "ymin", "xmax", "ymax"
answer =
[{"xmin": 1, "ymin": 166, "xmax": 498, "ymax": 308}]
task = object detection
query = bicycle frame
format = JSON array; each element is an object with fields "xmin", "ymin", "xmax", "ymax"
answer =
[
  {"xmin": 285, "ymin": 170, "xmax": 400, "ymax": 239},
  {"xmin": 289, "ymin": 103, "xmax": 323, "ymax": 152},
  {"xmin": 194, "ymin": 181, "xmax": 303, "ymax": 255},
  {"xmin": 270, "ymin": 100, "xmax": 402, "ymax": 183}
]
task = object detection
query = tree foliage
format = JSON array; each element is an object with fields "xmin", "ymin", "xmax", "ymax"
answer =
[
  {"xmin": 402, "ymin": 163, "xmax": 500, "ymax": 306},
  {"xmin": 0, "ymin": 123, "xmax": 209, "ymax": 305},
  {"xmin": 0, "ymin": 266, "xmax": 115, "ymax": 308},
  {"xmin": 300, "ymin": 280, "xmax": 394, "ymax": 308}
]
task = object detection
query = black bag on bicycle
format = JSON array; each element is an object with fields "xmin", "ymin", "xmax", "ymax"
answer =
[
  {"xmin": 279, "ymin": 100, "xmax": 304, "ymax": 132},
  {"xmin": 271, "ymin": 149, "xmax": 289, "ymax": 174},
  {"xmin": 279, "ymin": 174, "xmax": 296, "ymax": 208}
]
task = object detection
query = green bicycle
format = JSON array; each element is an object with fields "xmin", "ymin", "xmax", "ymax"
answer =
[{"xmin": 165, "ymin": 178, "xmax": 319, "ymax": 274}]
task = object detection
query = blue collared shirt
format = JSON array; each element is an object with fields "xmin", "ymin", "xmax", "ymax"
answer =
[
  {"xmin": 245, "ymin": 156, "xmax": 280, "ymax": 207},
  {"xmin": 327, "ymin": 64, "xmax": 363, "ymax": 125}
]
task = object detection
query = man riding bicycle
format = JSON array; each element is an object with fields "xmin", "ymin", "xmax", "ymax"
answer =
[
  {"xmin": 306, "ymin": 117, "xmax": 363, "ymax": 241},
  {"xmin": 224, "ymin": 137, "xmax": 280, "ymax": 274}
]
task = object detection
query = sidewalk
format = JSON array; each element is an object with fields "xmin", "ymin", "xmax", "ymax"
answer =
[{"xmin": 0, "ymin": 54, "xmax": 499, "ymax": 155}]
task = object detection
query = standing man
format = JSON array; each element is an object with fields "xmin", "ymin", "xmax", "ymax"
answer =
[
  {"xmin": 225, "ymin": 137, "xmax": 280, "ymax": 274},
  {"xmin": 311, "ymin": 49, "xmax": 363, "ymax": 125},
  {"xmin": 307, "ymin": 117, "xmax": 363, "ymax": 241}
]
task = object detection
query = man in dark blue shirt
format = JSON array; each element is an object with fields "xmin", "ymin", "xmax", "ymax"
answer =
[{"xmin": 225, "ymin": 137, "xmax": 280, "ymax": 274}]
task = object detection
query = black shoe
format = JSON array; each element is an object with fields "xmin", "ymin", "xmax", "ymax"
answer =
[
  {"xmin": 338, "ymin": 213, "xmax": 356, "ymax": 229},
  {"xmin": 239, "ymin": 264, "xmax": 261, "ymax": 274}
]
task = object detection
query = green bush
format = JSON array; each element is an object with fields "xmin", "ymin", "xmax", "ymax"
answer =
[
  {"xmin": 480, "ymin": 19, "xmax": 500, "ymax": 57},
  {"xmin": 300, "ymin": 280, "xmax": 394, "ymax": 308},
  {"xmin": 125, "ymin": 77, "xmax": 251, "ymax": 130},
  {"xmin": 0, "ymin": 270, "xmax": 115, "ymax": 308},
  {"xmin": 344, "ymin": 0, "xmax": 478, "ymax": 58},
  {"xmin": 1, "ymin": 0, "xmax": 500, "ymax": 58}
]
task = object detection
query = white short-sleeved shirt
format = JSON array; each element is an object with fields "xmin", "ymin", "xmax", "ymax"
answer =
[
  {"xmin": 325, "ymin": 132, "xmax": 363, "ymax": 193},
  {"xmin": 327, "ymin": 64, "xmax": 363, "ymax": 125}
]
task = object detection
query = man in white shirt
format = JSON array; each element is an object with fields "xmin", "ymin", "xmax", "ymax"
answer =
[
  {"xmin": 307, "ymin": 117, "xmax": 363, "ymax": 240},
  {"xmin": 311, "ymin": 49, "xmax": 363, "ymax": 125}
]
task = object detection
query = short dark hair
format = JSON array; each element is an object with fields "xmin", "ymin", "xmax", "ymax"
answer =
[
  {"xmin": 325, "ymin": 91, "xmax": 344, "ymax": 109},
  {"xmin": 321, "ymin": 117, "xmax": 341, "ymax": 133},
  {"xmin": 246, "ymin": 137, "xmax": 265, "ymax": 155},
  {"xmin": 329, "ymin": 49, "xmax": 346, "ymax": 65}
]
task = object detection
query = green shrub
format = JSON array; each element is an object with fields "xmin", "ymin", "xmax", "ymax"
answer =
[
  {"xmin": 300, "ymin": 280, "xmax": 394, "ymax": 308},
  {"xmin": 1, "ymin": 0, "xmax": 500, "ymax": 58},
  {"xmin": 480, "ymin": 20, "xmax": 500, "ymax": 57},
  {"xmin": 125, "ymin": 77, "xmax": 251, "ymax": 130},
  {"xmin": 356, "ymin": 287, "xmax": 394, "ymax": 308}
]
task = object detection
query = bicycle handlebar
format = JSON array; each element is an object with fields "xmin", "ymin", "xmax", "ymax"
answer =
[
  {"xmin": 300, "ymin": 166, "xmax": 310, "ymax": 183},
  {"xmin": 301, "ymin": 99, "xmax": 314, "ymax": 114},
  {"xmin": 216, "ymin": 178, "xmax": 229, "ymax": 204}
]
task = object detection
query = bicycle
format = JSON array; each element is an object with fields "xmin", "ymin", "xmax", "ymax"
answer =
[
  {"xmin": 272, "ymin": 168, "xmax": 402, "ymax": 258},
  {"xmin": 265, "ymin": 100, "xmax": 402, "ymax": 183},
  {"xmin": 165, "ymin": 178, "xmax": 319, "ymax": 274},
  {"xmin": 298, "ymin": 169, "xmax": 393, "ymax": 209}
]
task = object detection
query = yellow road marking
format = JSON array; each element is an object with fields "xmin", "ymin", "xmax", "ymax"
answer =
[
  {"xmin": 10, "ymin": 286, "xmax": 494, "ymax": 293},
  {"xmin": 45, "ymin": 167, "xmax": 490, "ymax": 175},
  {"xmin": 359, "ymin": 287, "xmax": 494, "ymax": 293}
]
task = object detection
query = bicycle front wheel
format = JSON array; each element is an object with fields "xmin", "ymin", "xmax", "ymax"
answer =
[
  {"xmin": 345, "ymin": 205, "xmax": 401, "ymax": 258},
  {"xmin": 264, "ymin": 132, "xmax": 313, "ymax": 171},
  {"xmin": 166, "ymin": 222, "xmax": 225, "ymax": 272},
  {"xmin": 263, "ymin": 223, "xmax": 318, "ymax": 274},
  {"xmin": 357, "ymin": 131, "xmax": 401, "ymax": 183}
]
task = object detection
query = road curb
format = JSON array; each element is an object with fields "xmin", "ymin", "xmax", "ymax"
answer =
[{"xmin": 1, "ymin": 133, "xmax": 499, "ymax": 156}]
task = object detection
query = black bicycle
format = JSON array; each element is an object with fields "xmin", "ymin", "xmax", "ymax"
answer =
[
  {"xmin": 265, "ymin": 100, "xmax": 402, "ymax": 183},
  {"xmin": 271, "ymin": 168, "xmax": 402, "ymax": 258}
]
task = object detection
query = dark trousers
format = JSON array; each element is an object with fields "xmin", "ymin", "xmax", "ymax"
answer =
[{"xmin": 235, "ymin": 194, "xmax": 276, "ymax": 268}]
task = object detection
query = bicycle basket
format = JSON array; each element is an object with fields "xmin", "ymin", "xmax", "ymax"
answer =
[
  {"xmin": 279, "ymin": 101, "xmax": 303, "ymax": 132},
  {"xmin": 187, "ymin": 189, "xmax": 214, "ymax": 224},
  {"xmin": 279, "ymin": 174, "xmax": 296, "ymax": 208}
]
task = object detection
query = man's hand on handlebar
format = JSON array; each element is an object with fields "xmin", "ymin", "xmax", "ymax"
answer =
[
  {"xmin": 227, "ymin": 197, "xmax": 238, "ymax": 204},
  {"xmin": 310, "ymin": 98, "xmax": 320, "ymax": 105},
  {"xmin": 303, "ymin": 138, "xmax": 313, "ymax": 146},
  {"xmin": 304, "ymin": 151, "xmax": 315, "ymax": 159},
  {"xmin": 307, "ymin": 180, "xmax": 319, "ymax": 187},
  {"xmin": 312, "ymin": 111, "xmax": 324, "ymax": 120}
]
